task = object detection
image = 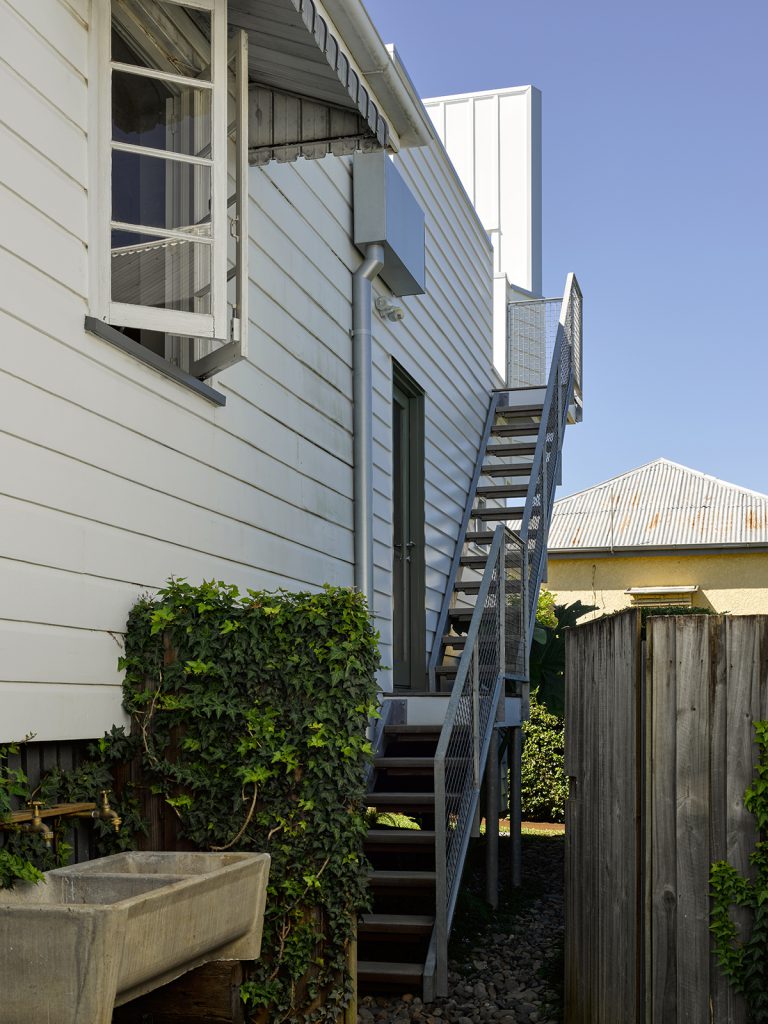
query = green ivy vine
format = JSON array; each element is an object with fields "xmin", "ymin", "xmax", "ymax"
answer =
[
  {"xmin": 710, "ymin": 720, "xmax": 768, "ymax": 1023},
  {"xmin": 119, "ymin": 579, "xmax": 380, "ymax": 1023},
  {"xmin": 0, "ymin": 729, "xmax": 143, "ymax": 889}
]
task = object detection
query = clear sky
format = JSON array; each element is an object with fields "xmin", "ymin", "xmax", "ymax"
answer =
[{"xmin": 365, "ymin": 0, "xmax": 768, "ymax": 498}]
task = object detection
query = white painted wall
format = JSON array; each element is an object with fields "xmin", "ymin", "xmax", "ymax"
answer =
[{"xmin": 0, "ymin": 0, "xmax": 494, "ymax": 743}]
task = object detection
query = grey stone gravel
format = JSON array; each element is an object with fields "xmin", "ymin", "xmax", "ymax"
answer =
[{"xmin": 358, "ymin": 835, "xmax": 564, "ymax": 1024}]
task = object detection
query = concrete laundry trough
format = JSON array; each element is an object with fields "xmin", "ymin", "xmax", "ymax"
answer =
[{"xmin": 0, "ymin": 851, "xmax": 270, "ymax": 1024}]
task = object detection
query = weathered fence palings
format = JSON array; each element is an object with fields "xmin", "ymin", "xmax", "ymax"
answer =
[{"xmin": 565, "ymin": 612, "xmax": 768, "ymax": 1024}]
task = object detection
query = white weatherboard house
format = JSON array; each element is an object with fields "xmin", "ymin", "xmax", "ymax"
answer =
[{"xmin": 0, "ymin": 0, "xmax": 582, "ymax": 999}]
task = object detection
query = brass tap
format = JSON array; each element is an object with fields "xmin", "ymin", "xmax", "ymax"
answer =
[
  {"xmin": 94, "ymin": 791, "xmax": 122, "ymax": 833},
  {"xmin": 24, "ymin": 802, "xmax": 54, "ymax": 845}
]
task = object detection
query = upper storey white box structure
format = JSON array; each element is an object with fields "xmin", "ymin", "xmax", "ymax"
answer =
[{"xmin": 424, "ymin": 86, "xmax": 542, "ymax": 298}]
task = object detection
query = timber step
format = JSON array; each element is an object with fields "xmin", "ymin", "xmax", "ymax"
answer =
[
  {"xmin": 366, "ymin": 829, "xmax": 436, "ymax": 847},
  {"xmin": 465, "ymin": 530, "xmax": 495, "ymax": 543},
  {"xmin": 358, "ymin": 961, "xmax": 424, "ymax": 985},
  {"xmin": 359, "ymin": 914, "xmax": 434, "ymax": 937},
  {"xmin": 369, "ymin": 870, "xmax": 437, "ymax": 888},
  {"xmin": 366, "ymin": 792, "xmax": 435, "ymax": 808},
  {"xmin": 383, "ymin": 724, "xmax": 442, "ymax": 736},
  {"xmin": 459, "ymin": 554, "xmax": 489, "ymax": 568},
  {"xmin": 469, "ymin": 506, "xmax": 525, "ymax": 521},
  {"xmin": 485, "ymin": 442, "xmax": 537, "ymax": 458},
  {"xmin": 373, "ymin": 757, "xmax": 435, "ymax": 770},
  {"xmin": 491, "ymin": 423, "xmax": 541, "ymax": 437},
  {"xmin": 442, "ymin": 633, "xmax": 467, "ymax": 648},
  {"xmin": 481, "ymin": 463, "xmax": 532, "ymax": 477},
  {"xmin": 455, "ymin": 578, "xmax": 521, "ymax": 595},
  {"xmin": 476, "ymin": 483, "xmax": 529, "ymax": 499},
  {"xmin": 494, "ymin": 404, "xmax": 544, "ymax": 418},
  {"xmin": 447, "ymin": 606, "xmax": 474, "ymax": 623}
]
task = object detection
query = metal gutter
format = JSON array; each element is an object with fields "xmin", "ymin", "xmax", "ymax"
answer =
[
  {"xmin": 548, "ymin": 545, "xmax": 768, "ymax": 559},
  {"xmin": 320, "ymin": 0, "xmax": 435, "ymax": 148},
  {"xmin": 352, "ymin": 243, "xmax": 385, "ymax": 608}
]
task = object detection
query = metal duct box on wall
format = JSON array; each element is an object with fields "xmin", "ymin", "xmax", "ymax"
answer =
[{"xmin": 353, "ymin": 151, "xmax": 426, "ymax": 297}]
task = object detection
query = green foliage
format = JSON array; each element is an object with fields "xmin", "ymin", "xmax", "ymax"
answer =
[
  {"xmin": 120, "ymin": 578, "xmax": 380, "ymax": 1023},
  {"xmin": 521, "ymin": 695, "xmax": 568, "ymax": 824},
  {"xmin": 530, "ymin": 596, "xmax": 597, "ymax": 719},
  {"xmin": 0, "ymin": 731, "xmax": 144, "ymax": 889},
  {"xmin": 710, "ymin": 720, "xmax": 768, "ymax": 1023}
]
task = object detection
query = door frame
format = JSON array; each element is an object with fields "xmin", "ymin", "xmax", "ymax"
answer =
[{"xmin": 392, "ymin": 361, "xmax": 426, "ymax": 691}]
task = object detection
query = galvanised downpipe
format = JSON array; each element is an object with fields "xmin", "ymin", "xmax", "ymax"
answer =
[{"xmin": 352, "ymin": 243, "xmax": 385, "ymax": 610}]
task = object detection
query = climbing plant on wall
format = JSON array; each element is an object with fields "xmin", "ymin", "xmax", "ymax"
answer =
[
  {"xmin": 710, "ymin": 720, "xmax": 768, "ymax": 1023},
  {"xmin": 120, "ymin": 579, "xmax": 381, "ymax": 1023}
]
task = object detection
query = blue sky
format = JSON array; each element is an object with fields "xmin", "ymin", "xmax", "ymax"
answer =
[{"xmin": 365, "ymin": 0, "xmax": 768, "ymax": 498}]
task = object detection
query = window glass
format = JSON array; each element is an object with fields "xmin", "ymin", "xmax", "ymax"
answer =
[
  {"xmin": 112, "ymin": 150, "xmax": 212, "ymax": 235},
  {"xmin": 112, "ymin": 70, "xmax": 212, "ymax": 157},
  {"xmin": 111, "ymin": 230, "xmax": 211, "ymax": 313},
  {"xmin": 111, "ymin": 2, "xmax": 212, "ymax": 80}
]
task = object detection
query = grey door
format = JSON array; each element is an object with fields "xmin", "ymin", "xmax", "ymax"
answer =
[{"xmin": 392, "ymin": 367, "xmax": 425, "ymax": 690}]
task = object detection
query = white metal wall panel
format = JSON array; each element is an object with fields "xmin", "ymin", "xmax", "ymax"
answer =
[{"xmin": 424, "ymin": 85, "xmax": 542, "ymax": 296}]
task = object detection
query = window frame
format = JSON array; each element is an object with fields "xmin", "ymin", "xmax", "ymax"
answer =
[{"xmin": 88, "ymin": 0, "xmax": 248, "ymax": 379}]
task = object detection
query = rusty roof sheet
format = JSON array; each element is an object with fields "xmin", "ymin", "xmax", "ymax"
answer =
[{"xmin": 548, "ymin": 459, "xmax": 768, "ymax": 552}]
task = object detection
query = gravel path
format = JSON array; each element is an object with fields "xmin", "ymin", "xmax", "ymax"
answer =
[{"xmin": 358, "ymin": 833, "xmax": 564, "ymax": 1024}]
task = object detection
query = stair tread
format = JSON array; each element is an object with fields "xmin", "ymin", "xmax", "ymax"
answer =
[
  {"xmin": 358, "ymin": 960, "xmax": 425, "ymax": 980},
  {"xmin": 383, "ymin": 724, "xmax": 441, "ymax": 735},
  {"xmin": 494, "ymin": 404, "xmax": 544, "ymax": 417},
  {"xmin": 459, "ymin": 554, "xmax": 488, "ymax": 566},
  {"xmin": 367, "ymin": 791, "xmax": 435, "ymax": 803},
  {"xmin": 470, "ymin": 506, "xmax": 525, "ymax": 520},
  {"xmin": 442, "ymin": 633, "xmax": 467, "ymax": 647},
  {"xmin": 481, "ymin": 463, "xmax": 533, "ymax": 477},
  {"xmin": 369, "ymin": 869, "xmax": 437, "ymax": 882},
  {"xmin": 477, "ymin": 484, "xmax": 529, "ymax": 497},
  {"xmin": 485, "ymin": 443, "xmax": 537, "ymax": 457},
  {"xmin": 447, "ymin": 606, "xmax": 474, "ymax": 619},
  {"xmin": 359, "ymin": 913, "xmax": 435, "ymax": 933},
  {"xmin": 465, "ymin": 531, "xmax": 494, "ymax": 543},
  {"xmin": 374, "ymin": 756, "xmax": 435, "ymax": 769},
  {"xmin": 491, "ymin": 423, "xmax": 541, "ymax": 437},
  {"xmin": 366, "ymin": 829, "xmax": 436, "ymax": 844}
]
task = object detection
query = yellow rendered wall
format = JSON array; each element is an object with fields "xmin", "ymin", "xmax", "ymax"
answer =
[{"xmin": 545, "ymin": 551, "xmax": 768, "ymax": 620}]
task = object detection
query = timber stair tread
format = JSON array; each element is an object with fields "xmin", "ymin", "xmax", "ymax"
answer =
[
  {"xmin": 454, "ymin": 578, "xmax": 520, "ymax": 594},
  {"xmin": 442, "ymin": 633, "xmax": 467, "ymax": 648},
  {"xmin": 358, "ymin": 961, "xmax": 424, "ymax": 982},
  {"xmin": 476, "ymin": 483, "xmax": 529, "ymax": 498},
  {"xmin": 369, "ymin": 870, "xmax": 437, "ymax": 886},
  {"xmin": 359, "ymin": 914, "xmax": 434, "ymax": 935},
  {"xmin": 485, "ymin": 442, "xmax": 537, "ymax": 457},
  {"xmin": 491, "ymin": 423, "xmax": 541, "ymax": 437},
  {"xmin": 481, "ymin": 463, "xmax": 532, "ymax": 477},
  {"xmin": 383, "ymin": 724, "xmax": 441, "ymax": 738},
  {"xmin": 494, "ymin": 403, "xmax": 544, "ymax": 417},
  {"xmin": 465, "ymin": 530, "xmax": 494, "ymax": 543},
  {"xmin": 373, "ymin": 756, "xmax": 435, "ymax": 770},
  {"xmin": 469, "ymin": 506, "xmax": 525, "ymax": 521},
  {"xmin": 447, "ymin": 606, "xmax": 474, "ymax": 622},
  {"xmin": 366, "ymin": 792, "xmax": 435, "ymax": 806},
  {"xmin": 459, "ymin": 554, "xmax": 489, "ymax": 568},
  {"xmin": 366, "ymin": 829, "xmax": 436, "ymax": 845}
]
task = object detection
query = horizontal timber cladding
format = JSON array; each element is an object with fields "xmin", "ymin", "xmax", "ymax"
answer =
[
  {"xmin": 565, "ymin": 612, "xmax": 768, "ymax": 1023},
  {"xmin": 0, "ymin": 0, "xmax": 495, "ymax": 740}
]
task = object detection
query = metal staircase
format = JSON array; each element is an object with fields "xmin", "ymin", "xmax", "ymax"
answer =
[{"xmin": 359, "ymin": 275, "xmax": 583, "ymax": 1001}]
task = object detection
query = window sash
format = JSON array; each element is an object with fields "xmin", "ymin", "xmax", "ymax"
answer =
[{"xmin": 93, "ymin": 0, "xmax": 228, "ymax": 341}]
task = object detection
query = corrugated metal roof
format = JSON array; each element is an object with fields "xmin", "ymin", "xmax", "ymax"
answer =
[{"xmin": 548, "ymin": 459, "xmax": 768, "ymax": 552}]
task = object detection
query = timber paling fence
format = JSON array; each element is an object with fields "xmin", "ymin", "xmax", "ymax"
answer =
[{"xmin": 565, "ymin": 611, "xmax": 768, "ymax": 1024}]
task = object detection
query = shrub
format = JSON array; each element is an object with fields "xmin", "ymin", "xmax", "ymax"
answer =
[
  {"xmin": 120, "ymin": 578, "xmax": 380, "ymax": 1023},
  {"xmin": 521, "ymin": 695, "xmax": 567, "ymax": 823}
]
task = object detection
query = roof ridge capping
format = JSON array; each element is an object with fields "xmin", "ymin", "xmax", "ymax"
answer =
[
  {"xmin": 555, "ymin": 458, "xmax": 768, "ymax": 507},
  {"xmin": 319, "ymin": 0, "xmax": 436, "ymax": 148}
]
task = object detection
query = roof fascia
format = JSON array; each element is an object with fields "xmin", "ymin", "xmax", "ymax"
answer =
[
  {"xmin": 548, "ymin": 545, "xmax": 768, "ymax": 560},
  {"xmin": 319, "ymin": 0, "xmax": 435, "ymax": 148}
]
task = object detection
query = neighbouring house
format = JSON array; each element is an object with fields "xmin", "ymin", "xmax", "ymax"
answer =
[
  {"xmin": 0, "ymin": 0, "xmax": 582, "ymax": 999},
  {"xmin": 546, "ymin": 458, "xmax": 768, "ymax": 618}
]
